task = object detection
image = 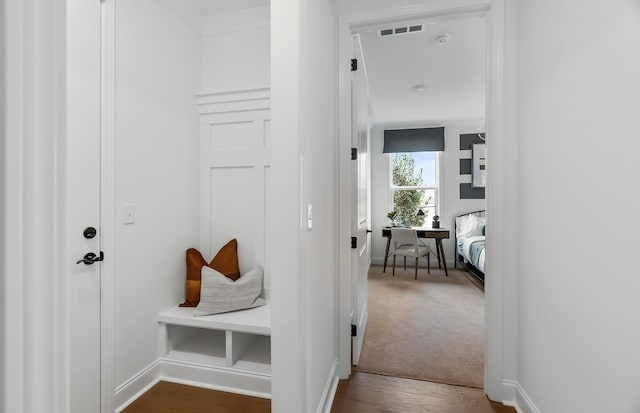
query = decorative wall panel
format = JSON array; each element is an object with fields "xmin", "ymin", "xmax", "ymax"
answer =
[
  {"xmin": 459, "ymin": 133, "xmax": 486, "ymax": 199},
  {"xmin": 197, "ymin": 88, "xmax": 271, "ymax": 288}
]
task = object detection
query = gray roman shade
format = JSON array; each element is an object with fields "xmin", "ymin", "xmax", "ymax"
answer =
[{"xmin": 383, "ymin": 127, "xmax": 445, "ymax": 153}]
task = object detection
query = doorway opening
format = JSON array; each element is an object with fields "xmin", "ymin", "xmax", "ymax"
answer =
[
  {"xmin": 337, "ymin": 1, "xmax": 509, "ymax": 402},
  {"xmin": 354, "ymin": 10, "xmax": 487, "ymax": 389}
]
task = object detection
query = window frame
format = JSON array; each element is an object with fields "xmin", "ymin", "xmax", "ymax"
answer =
[{"xmin": 388, "ymin": 152, "xmax": 441, "ymax": 225}]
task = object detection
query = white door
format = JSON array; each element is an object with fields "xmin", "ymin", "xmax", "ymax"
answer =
[
  {"xmin": 351, "ymin": 35, "xmax": 370, "ymax": 365},
  {"xmin": 66, "ymin": 0, "xmax": 103, "ymax": 411}
]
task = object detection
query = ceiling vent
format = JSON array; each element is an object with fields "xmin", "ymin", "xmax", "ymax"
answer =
[{"xmin": 379, "ymin": 24, "xmax": 424, "ymax": 37}]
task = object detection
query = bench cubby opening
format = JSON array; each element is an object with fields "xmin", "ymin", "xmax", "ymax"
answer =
[{"xmin": 157, "ymin": 303, "xmax": 271, "ymax": 395}]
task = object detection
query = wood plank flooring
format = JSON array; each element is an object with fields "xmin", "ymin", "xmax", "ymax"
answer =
[
  {"xmin": 121, "ymin": 373, "xmax": 515, "ymax": 413},
  {"xmin": 331, "ymin": 371, "xmax": 516, "ymax": 413},
  {"xmin": 121, "ymin": 381, "xmax": 271, "ymax": 413}
]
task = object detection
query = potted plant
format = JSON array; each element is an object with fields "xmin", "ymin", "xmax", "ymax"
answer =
[{"xmin": 386, "ymin": 210, "xmax": 398, "ymax": 227}]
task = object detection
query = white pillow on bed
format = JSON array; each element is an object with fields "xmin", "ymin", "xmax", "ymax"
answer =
[
  {"xmin": 474, "ymin": 217, "xmax": 486, "ymax": 236},
  {"xmin": 457, "ymin": 214, "xmax": 485, "ymax": 238},
  {"xmin": 455, "ymin": 215, "xmax": 470, "ymax": 235}
]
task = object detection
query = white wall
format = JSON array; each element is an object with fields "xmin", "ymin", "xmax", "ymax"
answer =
[
  {"xmin": 516, "ymin": 1, "xmax": 640, "ymax": 412},
  {"xmin": 114, "ymin": 0, "xmax": 201, "ymax": 387},
  {"xmin": 271, "ymin": 0, "xmax": 339, "ymax": 411},
  {"xmin": 200, "ymin": 7, "xmax": 270, "ymax": 92},
  {"xmin": 370, "ymin": 120, "xmax": 486, "ymax": 265},
  {"xmin": 299, "ymin": 2, "xmax": 338, "ymax": 411},
  {"xmin": 270, "ymin": 0, "xmax": 304, "ymax": 410},
  {"xmin": 2, "ymin": 0, "xmax": 67, "ymax": 411},
  {"xmin": 0, "ymin": 0, "xmax": 6, "ymax": 405}
]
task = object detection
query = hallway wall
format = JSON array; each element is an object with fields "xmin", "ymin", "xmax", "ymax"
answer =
[
  {"xmin": 270, "ymin": 0, "xmax": 339, "ymax": 411},
  {"xmin": 299, "ymin": 2, "xmax": 339, "ymax": 410},
  {"xmin": 200, "ymin": 6, "xmax": 270, "ymax": 92},
  {"xmin": 114, "ymin": 0, "xmax": 202, "ymax": 387},
  {"xmin": 516, "ymin": 1, "xmax": 640, "ymax": 411},
  {"xmin": 0, "ymin": 0, "xmax": 7, "ymax": 406}
]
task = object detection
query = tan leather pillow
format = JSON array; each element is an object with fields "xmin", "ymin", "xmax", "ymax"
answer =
[
  {"xmin": 179, "ymin": 248, "xmax": 208, "ymax": 307},
  {"xmin": 209, "ymin": 239, "xmax": 241, "ymax": 281},
  {"xmin": 179, "ymin": 240, "xmax": 241, "ymax": 307}
]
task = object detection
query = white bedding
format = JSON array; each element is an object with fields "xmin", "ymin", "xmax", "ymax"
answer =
[
  {"xmin": 459, "ymin": 235, "xmax": 485, "ymax": 274},
  {"xmin": 455, "ymin": 212, "xmax": 486, "ymax": 275}
]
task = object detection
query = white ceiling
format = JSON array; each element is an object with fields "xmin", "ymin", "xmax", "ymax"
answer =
[
  {"xmin": 189, "ymin": 0, "xmax": 269, "ymax": 15},
  {"xmin": 355, "ymin": 15, "xmax": 486, "ymax": 125}
]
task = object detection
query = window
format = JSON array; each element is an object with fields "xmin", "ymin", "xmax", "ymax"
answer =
[{"xmin": 390, "ymin": 152, "xmax": 439, "ymax": 226}]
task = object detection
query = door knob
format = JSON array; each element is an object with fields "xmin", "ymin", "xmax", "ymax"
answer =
[
  {"xmin": 76, "ymin": 251, "xmax": 104, "ymax": 265},
  {"xmin": 83, "ymin": 226, "xmax": 97, "ymax": 239}
]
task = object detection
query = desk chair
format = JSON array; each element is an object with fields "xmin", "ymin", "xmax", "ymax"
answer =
[{"xmin": 390, "ymin": 228, "xmax": 431, "ymax": 280}]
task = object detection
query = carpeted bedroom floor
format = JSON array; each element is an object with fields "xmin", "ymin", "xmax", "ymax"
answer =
[{"xmin": 356, "ymin": 265, "xmax": 484, "ymax": 388}]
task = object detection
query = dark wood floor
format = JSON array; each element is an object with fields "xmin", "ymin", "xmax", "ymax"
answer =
[
  {"xmin": 121, "ymin": 381, "xmax": 271, "ymax": 413},
  {"xmin": 331, "ymin": 371, "xmax": 516, "ymax": 413},
  {"xmin": 122, "ymin": 373, "xmax": 515, "ymax": 413}
]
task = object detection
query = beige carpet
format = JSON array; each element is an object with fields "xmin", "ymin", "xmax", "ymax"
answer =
[{"xmin": 356, "ymin": 265, "xmax": 484, "ymax": 388}]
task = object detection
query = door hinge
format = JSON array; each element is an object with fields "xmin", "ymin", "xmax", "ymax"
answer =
[
  {"xmin": 351, "ymin": 147, "xmax": 358, "ymax": 160},
  {"xmin": 351, "ymin": 58, "xmax": 358, "ymax": 71},
  {"xmin": 351, "ymin": 236, "xmax": 357, "ymax": 249},
  {"xmin": 351, "ymin": 324, "xmax": 357, "ymax": 337}
]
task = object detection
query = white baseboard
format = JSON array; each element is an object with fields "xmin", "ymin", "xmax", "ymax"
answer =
[
  {"xmin": 114, "ymin": 360, "xmax": 163, "ymax": 412},
  {"xmin": 502, "ymin": 380, "xmax": 540, "ymax": 413},
  {"xmin": 316, "ymin": 360, "xmax": 339, "ymax": 413},
  {"xmin": 502, "ymin": 380, "xmax": 518, "ymax": 406},
  {"xmin": 514, "ymin": 382, "xmax": 540, "ymax": 413},
  {"xmin": 113, "ymin": 358, "xmax": 271, "ymax": 412}
]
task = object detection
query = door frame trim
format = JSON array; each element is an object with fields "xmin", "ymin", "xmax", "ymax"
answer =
[
  {"xmin": 337, "ymin": 0, "xmax": 513, "ymax": 403},
  {"xmin": 2, "ymin": 0, "xmax": 69, "ymax": 411},
  {"xmin": 349, "ymin": 33, "xmax": 371, "ymax": 366},
  {"xmin": 100, "ymin": 0, "xmax": 117, "ymax": 411},
  {"xmin": 3, "ymin": 0, "xmax": 117, "ymax": 410}
]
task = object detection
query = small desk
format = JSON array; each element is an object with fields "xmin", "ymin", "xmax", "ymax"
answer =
[{"xmin": 382, "ymin": 227, "xmax": 450, "ymax": 276}]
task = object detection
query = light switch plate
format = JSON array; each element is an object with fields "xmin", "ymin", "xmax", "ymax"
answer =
[{"xmin": 123, "ymin": 203, "xmax": 136, "ymax": 225}]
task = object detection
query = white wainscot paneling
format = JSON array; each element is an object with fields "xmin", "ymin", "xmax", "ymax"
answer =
[
  {"xmin": 198, "ymin": 88, "xmax": 271, "ymax": 285},
  {"xmin": 210, "ymin": 121, "xmax": 255, "ymax": 150},
  {"xmin": 210, "ymin": 167, "xmax": 255, "ymax": 272},
  {"xmin": 263, "ymin": 165, "xmax": 271, "ymax": 290},
  {"xmin": 263, "ymin": 119, "xmax": 271, "ymax": 148}
]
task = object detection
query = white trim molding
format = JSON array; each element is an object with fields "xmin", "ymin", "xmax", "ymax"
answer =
[
  {"xmin": 514, "ymin": 383, "xmax": 540, "ymax": 413},
  {"xmin": 337, "ymin": 0, "xmax": 515, "ymax": 404},
  {"xmin": 114, "ymin": 360, "xmax": 163, "ymax": 412},
  {"xmin": 316, "ymin": 360, "xmax": 339, "ymax": 413},
  {"xmin": 114, "ymin": 358, "xmax": 272, "ymax": 413},
  {"xmin": 100, "ymin": 0, "xmax": 117, "ymax": 411},
  {"xmin": 2, "ymin": 0, "xmax": 67, "ymax": 412},
  {"xmin": 503, "ymin": 380, "xmax": 540, "ymax": 413}
]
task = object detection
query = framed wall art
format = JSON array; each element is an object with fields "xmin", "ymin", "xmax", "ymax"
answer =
[{"xmin": 472, "ymin": 143, "xmax": 486, "ymax": 188}]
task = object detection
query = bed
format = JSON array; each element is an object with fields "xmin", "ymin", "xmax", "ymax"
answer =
[{"xmin": 454, "ymin": 210, "xmax": 486, "ymax": 283}]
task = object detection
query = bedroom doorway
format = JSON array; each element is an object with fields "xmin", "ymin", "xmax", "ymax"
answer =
[
  {"xmin": 337, "ymin": 0, "xmax": 508, "ymax": 401},
  {"xmin": 348, "ymin": 10, "xmax": 487, "ymax": 388}
]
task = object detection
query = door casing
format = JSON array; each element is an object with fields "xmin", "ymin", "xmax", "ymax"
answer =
[
  {"xmin": 337, "ymin": 0, "xmax": 514, "ymax": 404},
  {"xmin": 66, "ymin": 0, "xmax": 117, "ymax": 411},
  {"xmin": 350, "ymin": 33, "xmax": 371, "ymax": 365}
]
